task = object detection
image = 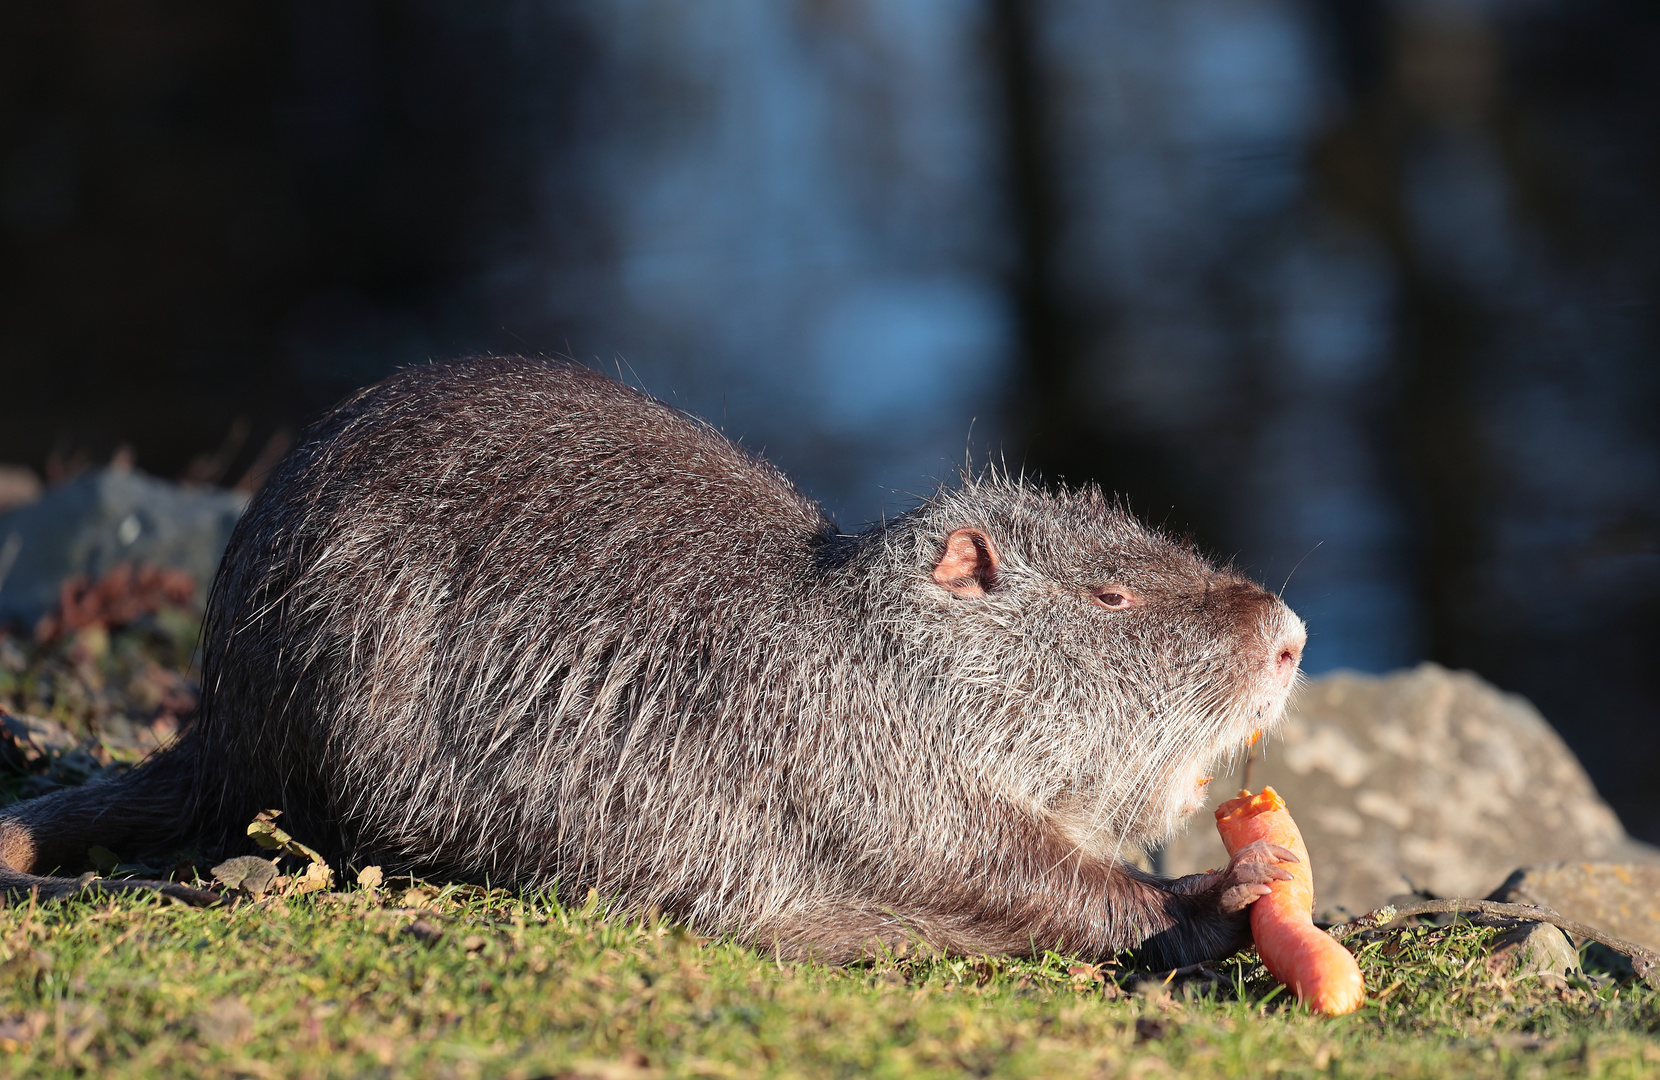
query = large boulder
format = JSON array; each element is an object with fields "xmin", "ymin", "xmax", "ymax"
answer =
[
  {"xmin": 0, "ymin": 467, "xmax": 246, "ymax": 628},
  {"xmin": 1157, "ymin": 663, "xmax": 1659, "ymax": 919}
]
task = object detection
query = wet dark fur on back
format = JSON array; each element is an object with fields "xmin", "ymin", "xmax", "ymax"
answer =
[{"xmin": 0, "ymin": 357, "xmax": 1307, "ymax": 966}]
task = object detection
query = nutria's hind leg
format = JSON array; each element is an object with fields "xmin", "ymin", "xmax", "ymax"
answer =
[{"xmin": 0, "ymin": 738, "xmax": 213, "ymax": 905}]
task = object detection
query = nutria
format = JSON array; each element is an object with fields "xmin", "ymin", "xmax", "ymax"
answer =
[{"xmin": 0, "ymin": 357, "xmax": 1304, "ymax": 966}]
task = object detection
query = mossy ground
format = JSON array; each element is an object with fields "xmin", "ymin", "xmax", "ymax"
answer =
[{"xmin": 1, "ymin": 882, "xmax": 1656, "ymax": 1080}]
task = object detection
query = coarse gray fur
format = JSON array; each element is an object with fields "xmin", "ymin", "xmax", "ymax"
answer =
[{"xmin": 0, "ymin": 357, "xmax": 1306, "ymax": 967}]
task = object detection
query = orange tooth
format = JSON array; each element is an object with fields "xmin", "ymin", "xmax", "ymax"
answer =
[
  {"xmin": 1197, "ymin": 776, "xmax": 1214, "ymax": 785},
  {"xmin": 1247, "ymin": 728, "xmax": 1263, "ymax": 748}
]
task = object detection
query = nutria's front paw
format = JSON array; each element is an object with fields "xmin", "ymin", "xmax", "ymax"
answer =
[
  {"xmin": 1211, "ymin": 839, "xmax": 1297, "ymax": 913},
  {"xmin": 1150, "ymin": 841, "xmax": 1300, "ymax": 964}
]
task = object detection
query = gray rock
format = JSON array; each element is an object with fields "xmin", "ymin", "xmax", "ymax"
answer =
[
  {"xmin": 0, "ymin": 466, "xmax": 245, "ymax": 628},
  {"xmin": 1157, "ymin": 664, "xmax": 1660, "ymax": 918},
  {"xmin": 1490, "ymin": 862, "xmax": 1660, "ymax": 954},
  {"xmin": 1, "ymin": 710, "xmax": 78, "ymax": 755},
  {"xmin": 1484, "ymin": 919, "xmax": 1581, "ymax": 984}
]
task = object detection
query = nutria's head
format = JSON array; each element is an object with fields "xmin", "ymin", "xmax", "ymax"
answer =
[{"xmin": 868, "ymin": 475, "xmax": 1305, "ymax": 853}]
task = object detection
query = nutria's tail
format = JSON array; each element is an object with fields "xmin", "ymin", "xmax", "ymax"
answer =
[{"xmin": 0, "ymin": 735, "xmax": 220, "ymax": 905}]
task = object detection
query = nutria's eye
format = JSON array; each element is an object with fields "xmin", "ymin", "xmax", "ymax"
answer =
[{"xmin": 1090, "ymin": 588, "xmax": 1139, "ymax": 611}]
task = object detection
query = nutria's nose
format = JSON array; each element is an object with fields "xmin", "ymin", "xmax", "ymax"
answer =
[{"xmin": 1273, "ymin": 619, "xmax": 1306, "ymax": 686}]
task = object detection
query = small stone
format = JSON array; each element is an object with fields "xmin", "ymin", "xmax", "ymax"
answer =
[{"xmin": 1485, "ymin": 920, "xmax": 1581, "ymax": 984}]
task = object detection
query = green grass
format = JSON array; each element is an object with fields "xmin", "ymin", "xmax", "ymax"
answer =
[{"xmin": 1, "ymin": 882, "xmax": 1656, "ymax": 1079}]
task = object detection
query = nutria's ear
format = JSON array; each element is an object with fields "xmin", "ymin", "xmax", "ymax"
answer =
[{"xmin": 933, "ymin": 528, "xmax": 999, "ymax": 598}]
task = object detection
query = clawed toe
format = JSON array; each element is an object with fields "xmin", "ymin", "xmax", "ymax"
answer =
[
  {"xmin": 1230, "ymin": 839, "xmax": 1298, "ymax": 866},
  {"xmin": 1209, "ymin": 837, "xmax": 1299, "ymax": 914},
  {"xmin": 1231, "ymin": 861, "xmax": 1294, "ymax": 884}
]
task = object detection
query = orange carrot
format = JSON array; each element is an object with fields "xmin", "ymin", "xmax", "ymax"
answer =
[{"xmin": 1214, "ymin": 787, "xmax": 1365, "ymax": 1016}]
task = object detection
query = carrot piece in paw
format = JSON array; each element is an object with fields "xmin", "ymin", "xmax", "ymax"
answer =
[{"xmin": 1214, "ymin": 787, "xmax": 1365, "ymax": 1016}]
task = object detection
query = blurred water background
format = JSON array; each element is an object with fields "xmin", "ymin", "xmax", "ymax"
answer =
[{"xmin": 1, "ymin": 0, "xmax": 1656, "ymax": 839}]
